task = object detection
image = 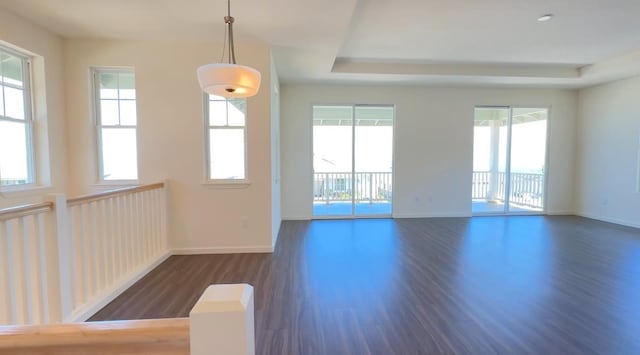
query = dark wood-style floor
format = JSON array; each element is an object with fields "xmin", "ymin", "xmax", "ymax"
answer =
[{"xmin": 90, "ymin": 216, "xmax": 640, "ymax": 354}]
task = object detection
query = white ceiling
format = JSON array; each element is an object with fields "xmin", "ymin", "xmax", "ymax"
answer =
[{"xmin": 2, "ymin": 0, "xmax": 640, "ymax": 88}]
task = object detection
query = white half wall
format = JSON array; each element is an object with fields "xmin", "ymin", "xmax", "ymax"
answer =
[
  {"xmin": 576, "ymin": 76, "xmax": 640, "ymax": 228},
  {"xmin": 63, "ymin": 39, "xmax": 275, "ymax": 251},
  {"xmin": 281, "ymin": 84, "xmax": 578, "ymax": 219}
]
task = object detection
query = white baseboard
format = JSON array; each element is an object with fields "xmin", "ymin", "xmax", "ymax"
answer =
[
  {"xmin": 65, "ymin": 250, "xmax": 171, "ymax": 323},
  {"xmin": 393, "ymin": 212, "xmax": 471, "ymax": 218},
  {"xmin": 172, "ymin": 245, "xmax": 273, "ymax": 255},
  {"xmin": 282, "ymin": 216, "xmax": 311, "ymax": 221},
  {"xmin": 546, "ymin": 211, "xmax": 574, "ymax": 215},
  {"xmin": 576, "ymin": 212, "xmax": 640, "ymax": 229}
]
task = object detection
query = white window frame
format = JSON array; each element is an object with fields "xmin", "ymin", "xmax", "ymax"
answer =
[
  {"xmin": 0, "ymin": 46, "xmax": 36, "ymax": 191},
  {"xmin": 91, "ymin": 67, "xmax": 138, "ymax": 184},
  {"xmin": 203, "ymin": 94, "xmax": 250, "ymax": 187}
]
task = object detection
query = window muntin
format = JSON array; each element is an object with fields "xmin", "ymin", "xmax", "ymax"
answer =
[
  {"xmin": 205, "ymin": 95, "xmax": 247, "ymax": 181},
  {"xmin": 93, "ymin": 69, "xmax": 138, "ymax": 181},
  {"xmin": 0, "ymin": 48, "xmax": 34, "ymax": 187}
]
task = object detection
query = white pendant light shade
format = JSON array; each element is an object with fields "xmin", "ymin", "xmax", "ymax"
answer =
[
  {"xmin": 198, "ymin": 0, "xmax": 261, "ymax": 98},
  {"xmin": 197, "ymin": 63, "xmax": 261, "ymax": 98}
]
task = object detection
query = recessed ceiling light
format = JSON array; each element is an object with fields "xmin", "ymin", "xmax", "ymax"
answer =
[{"xmin": 538, "ymin": 14, "xmax": 554, "ymax": 22}]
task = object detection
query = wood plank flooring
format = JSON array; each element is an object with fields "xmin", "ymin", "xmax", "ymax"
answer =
[{"xmin": 90, "ymin": 216, "xmax": 640, "ymax": 354}]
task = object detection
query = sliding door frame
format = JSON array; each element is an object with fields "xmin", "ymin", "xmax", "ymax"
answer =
[
  {"xmin": 473, "ymin": 105, "xmax": 551, "ymax": 216},
  {"xmin": 311, "ymin": 103, "xmax": 396, "ymax": 219}
]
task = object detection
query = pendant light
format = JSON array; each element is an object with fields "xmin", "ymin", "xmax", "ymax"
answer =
[{"xmin": 197, "ymin": 0, "xmax": 261, "ymax": 98}]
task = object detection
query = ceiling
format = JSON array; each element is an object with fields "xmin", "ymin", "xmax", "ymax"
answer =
[{"xmin": 2, "ymin": 0, "xmax": 640, "ymax": 88}]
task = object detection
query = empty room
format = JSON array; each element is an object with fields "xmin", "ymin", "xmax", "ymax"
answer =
[{"xmin": 0, "ymin": 0, "xmax": 639, "ymax": 354}]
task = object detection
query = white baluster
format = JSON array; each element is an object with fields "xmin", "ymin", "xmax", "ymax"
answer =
[
  {"xmin": 0, "ymin": 222, "xmax": 11, "ymax": 324},
  {"xmin": 154, "ymin": 185, "xmax": 163, "ymax": 253},
  {"xmin": 142, "ymin": 191, "xmax": 149, "ymax": 262},
  {"xmin": 85, "ymin": 203, "xmax": 96, "ymax": 298},
  {"xmin": 36, "ymin": 212, "xmax": 51, "ymax": 323},
  {"xmin": 148, "ymin": 191, "xmax": 155, "ymax": 259},
  {"xmin": 123, "ymin": 194, "xmax": 131, "ymax": 276},
  {"xmin": 161, "ymin": 185, "xmax": 169, "ymax": 250},
  {"xmin": 104, "ymin": 198, "xmax": 114, "ymax": 286},
  {"xmin": 95, "ymin": 200, "xmax": 106, "ymax": 293},
  {"xmin": 75, "ymin": 205, "xmax": 87, "ymax": 306},
  {"xmin": 7, "ymin": 219, "xmax": 26, "ymax": 324},
  {"xmin": 146, "ymin": 191, "xmax": 154, "ymax": 260},
  {"xmin": 146, "ymin": 191, "xmax": 152, "ymax": 257},
  {"xmin": 125, "ymin": 195, "xmax": 135, "ymax": 273},
  {"xmin": 137, "ymin": 192, "xmax": 144, "ymax": 262},
  {"xmin": 24, "ymin": 215, "xmax": 41, "ymax": 324},
  {"xmin": 115, "ymin": 196, "xmax": 125, "ymax": 280},
  {"xmin": 129, "ymin": 193, "xmax": 137, "ymax": 270},
  {"xmin": 111, "ymin": 198, "xmax": 119, "ymax": 282},
  {"xmin": 136, "ymin": 192, "xmax": 143, "ymax": 262},
  {"xmin": 126, "ymin": 194, "xmax": 134, "ymax": 269},
  {"xmin": 150, "ymin": 189, "xmax": 158, "ymax": 256}
]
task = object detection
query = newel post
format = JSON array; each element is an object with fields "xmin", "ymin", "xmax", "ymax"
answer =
[
  {"xmin": 44, "ymin": 193, "xmax": 72, "ymax": 322},
  {"xmin": 189, "ymin": 284, "xmax": 255, "ymax": 355}
]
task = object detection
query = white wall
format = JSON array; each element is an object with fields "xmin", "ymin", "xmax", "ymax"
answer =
[
  {"xmin": 281, "ymin": 84, "xmax": 577, "ymax": 219},
  {"xmin": 63, "ymin": 38, "xmax": 276, "ymax": 252},
  {"xmin": 270, "ymin": 51, "xmax": 281, "ymax": 248},
  {"xmin": 576, "ymin": 76, "xmax": 640, "ymax": 228},
  {"xmin": 0, "ymin": 8, "xmax": 67, "ymax": 208}
]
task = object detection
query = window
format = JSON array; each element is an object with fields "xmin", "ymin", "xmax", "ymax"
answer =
[
  {"xmin": 204, "ymin": 94, "xmax": 247, "ymax": 181},
  {"xmin": 92, "ymin": 68, "xmax": 138, "ymax": 181},
  {"xmin": 0, "ymin": 47, "xmax": 34, "ymax": 187}
]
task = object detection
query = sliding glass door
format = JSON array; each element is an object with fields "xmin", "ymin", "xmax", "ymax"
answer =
[
  {"xmin": 313, "ymin": 106, "xmax": 354, "ymax": 216},
  {"xmin": 472, "ymin": 107, "xmax": 548, "ymax": 214},
  {"xmin": 313, "ymin": 105, "xmax": 394, "ymax": 218}
]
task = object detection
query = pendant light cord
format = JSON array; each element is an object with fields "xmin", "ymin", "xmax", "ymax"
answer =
[
  {"xmin": 219, "ymin": 24, "xmax": 228, "ymax": 63},
  {"xmin": 226, "ymin": 0, "xmax": 237, "ymax": 64},
  {"xmin": 216, "ymin": 0, "xmax": 238, "ymax": 64},
  {"xmin": 228, "ymin": 21, "xmax": 236, "ymax": 64}
]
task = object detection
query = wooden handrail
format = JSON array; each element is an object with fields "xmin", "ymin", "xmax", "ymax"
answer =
[
  {"xmin": 67, "ymin": 182, "xmax": 165, "ymax": 207},
  {"xmin": 0, "ymin": 202, "xmax": 54, "ymax": 222},
  {"xmin": 0, "ymin": 318, "xmax": 189, "ymax": 354}
]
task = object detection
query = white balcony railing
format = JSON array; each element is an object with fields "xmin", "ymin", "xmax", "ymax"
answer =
[
  {"xmin": 312, "ymin": 171, "xmax": 542, "ymax": 209},
  {"xmin": 313, "ymin": 172, "xmax": 392, "ymax": 204},
  {"xmin": 472, "ymin": 171, "xmax": 544, "ymax": 209}
]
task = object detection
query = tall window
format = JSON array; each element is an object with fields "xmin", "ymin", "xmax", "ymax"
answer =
[
  {"xmin": 204, "ymin": 95, "xmax": 247, "ymax": 181},
  {"xmin": 92, "ymin": 68, "xmax": 138, "ymax": 181},
  {"xmin": 0, "ymin": 47, "xmax": 34, "ymax": 187}
]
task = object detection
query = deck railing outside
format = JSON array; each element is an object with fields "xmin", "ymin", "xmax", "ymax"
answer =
[
  {"xmin": 472, "ymin": 171, "xmax": 544, "ymax": 209},
  {"xmin": 313, "ymin": 172, "xmax": 392, "ymax": 204},
  {"xmin": 312, "ymin": 171, "xmax": 542, "ymax": 209}
]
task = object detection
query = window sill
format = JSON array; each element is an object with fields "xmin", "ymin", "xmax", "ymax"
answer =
[
  {"xmin": 0, "ymin": 184, "xmax": 52, "ymax": 198},
  {"xmin": 202, "ymin": 180, "xmax": 252, "ymax": 189}
]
